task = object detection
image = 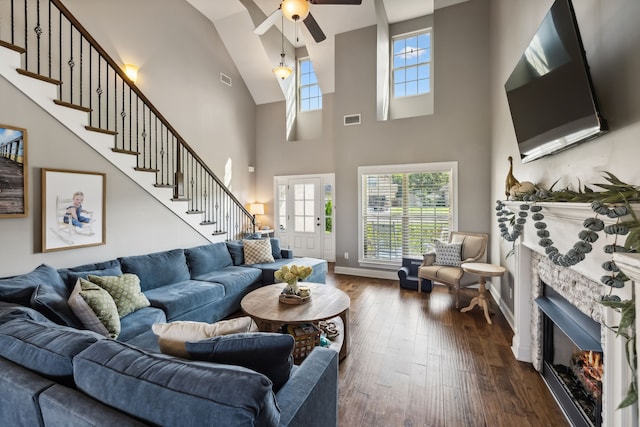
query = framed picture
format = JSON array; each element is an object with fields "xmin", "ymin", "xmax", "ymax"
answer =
[
  {"xmin": 0, "ymin": 125, "xmax": 28, "ymax": 218},
  {"xmin": 41, "ymin": 168, "xmax": 106, "ymax": 252}
]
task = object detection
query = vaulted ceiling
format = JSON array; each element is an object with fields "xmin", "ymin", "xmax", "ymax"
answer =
[{"xmin": 186, "ymin": 0, "xmax": 467, "ymax": 105}]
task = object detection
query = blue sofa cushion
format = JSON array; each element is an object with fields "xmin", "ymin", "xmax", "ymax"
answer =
[
  {"xmin": 185, "ymin": 242, "xmax": 233, "ymax": 277},
  {"xmin": 57, "ymin": 260, "xmax": 121, "ymax": 287},
  {"xmin": 186, "ymin": 332, "xmax": 295, "ymax": 392},
  {"xmin": 118, "ymin": 306, "xmax": 166, "ymax": 343},
  {"xmin": 0, "ymin": 301, "xmax": 51, "ymax": 325},
  {"xmin": 0, "ymin": 319, "xmax": 103, "ymax": 385},
  {"xmin": 74, "ymin": 340, "xmax": 280, "ymax": 427},
  {"xmin": 192, "ymin": 266, "xmax": 262, "ymax": 295},
  {"xmin": 0, "ymin": 264, "xmax": 62, "ymax": 306},
  {"xmin": 144, "ymin": 281, "xmax": 225, "ymax": 320},
  {"xmin": 40, "ymin": 385, "xmax": 149, "ymax": 426},
  {"xmin": 119, "ymin": 249, "xmax": 190, "ymax": 291},
  {"xmin": 226, "ymin": 241, "xmax": 245, "ymax": 265},
  {"xmin": 0, "ymin": 357, "xmax": 58, "ymax": 427}
]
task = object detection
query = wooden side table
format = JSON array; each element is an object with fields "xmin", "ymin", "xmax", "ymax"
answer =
[{"xmin": 459, "ymin": 262, "xmax": 505, "ymax": 325}]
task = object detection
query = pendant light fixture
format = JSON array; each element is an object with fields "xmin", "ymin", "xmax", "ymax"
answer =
[{"xmin": 273, "ymin": 15, "xmax": 293, "ymax": 80}]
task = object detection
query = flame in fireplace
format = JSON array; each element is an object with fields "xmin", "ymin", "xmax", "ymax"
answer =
[{"xmin": 572, "ymin": 350, "xmax": 603, "ymax": 399}]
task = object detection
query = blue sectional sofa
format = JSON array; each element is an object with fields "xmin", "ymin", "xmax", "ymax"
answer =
[{"xmin": 0, "ymin": 240, "xmax": 333, "ymax": 426}]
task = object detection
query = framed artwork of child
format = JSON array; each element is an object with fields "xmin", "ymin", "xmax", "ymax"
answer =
[{"xmin": 41, "ymin": 168, "xmax": 106, "ymax": 252}]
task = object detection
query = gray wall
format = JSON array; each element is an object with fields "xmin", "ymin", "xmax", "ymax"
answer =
[
  {"xmin": 0, "ymin": 0, "xmax": 256, "ymax": 277},
  {"xmin": 489, "ymin": 0, "xmax": 640, "ymax": 313},
  {"xmin": 256, "ymin": 0, "xmax": 492, "ymax": 272}
]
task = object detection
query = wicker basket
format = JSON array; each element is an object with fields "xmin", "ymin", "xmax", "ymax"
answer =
[{"xmin": 284, "ymin": 323, "xmax": 321, "ymax": 364}]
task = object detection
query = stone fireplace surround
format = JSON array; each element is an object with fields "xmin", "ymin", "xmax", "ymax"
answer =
[{"xmin": 503, "ymin": 201, "xmax": 638, "ymax": 427}]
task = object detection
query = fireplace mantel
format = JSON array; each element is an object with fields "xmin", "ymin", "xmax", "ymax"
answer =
[{"xmin": 503, "ymin": 200, "xmax": 637, "ymax": 300}]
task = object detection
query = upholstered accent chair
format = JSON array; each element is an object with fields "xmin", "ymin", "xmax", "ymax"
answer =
[{"xmin": 418, "ymin": 231, "xmax": 489, "ymax": 308}]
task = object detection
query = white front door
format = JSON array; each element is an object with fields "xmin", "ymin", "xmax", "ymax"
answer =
[
  {"xmin": 274, "ymin": 174, "xmax": 335, "ymax": 260},
  {"xmin": 290, "ymin": 178, "xmax": 322, "ymax": 258}
]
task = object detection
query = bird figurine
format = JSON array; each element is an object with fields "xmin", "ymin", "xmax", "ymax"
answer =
[{"xmin": 505, "ymin": 156, "xmax": 520, "ymax": 198}]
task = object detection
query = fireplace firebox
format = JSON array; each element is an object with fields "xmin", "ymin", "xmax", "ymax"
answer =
[{"xmin": 536, "ymin": 286, "xmax": 602, "ymax": 427}]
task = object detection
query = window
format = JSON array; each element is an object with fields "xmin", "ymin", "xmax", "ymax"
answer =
[
  {"xmin": 298, "ymin": 58, "xmax": 322, "ymax": 112},
  {"xmin": 358, "ymin": 162, "xmax": 457, "ymax": 266},
  {"xmin": 392, "ymin": 29, "xmax": 431, "ymax": 98}
]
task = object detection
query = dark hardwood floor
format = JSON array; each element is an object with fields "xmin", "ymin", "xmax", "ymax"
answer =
[{"xmin": 324, "ymin": 265, "xmax": 569, "ymax": 427}]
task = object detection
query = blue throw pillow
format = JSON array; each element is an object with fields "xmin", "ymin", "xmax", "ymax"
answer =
[
  {"xmin": 186, "ymin": 332, "xmax": 295, "ymax": 391},
  {"xmin": 226, "ymin": 241, "xmax": 245, "ymax": 265},
  {"xmin": 57, "ymin": 260, "xmax": 121, "ymax": 287},
  {"xmin": 0, "ymin": 302, "xmax": 50, "ymax": 326},
  {"xmin": 0, "ymin": 319, "xmax": 103, "ymax": 386},
  {"xmin": 270, "ymin": 238, "xmax": 282, "ymax": 260},
  {"xmin": 185, "ymin": 242, "xmax": 233, "ymax": 277},
  {"xmin": 0, "ymin": 264, "xmax": 62, "ymax": 306}
]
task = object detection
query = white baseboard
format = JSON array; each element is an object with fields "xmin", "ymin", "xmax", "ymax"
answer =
[{"xmin": 333, "ymin": 266, "xmax": 399, "ymax": 280}]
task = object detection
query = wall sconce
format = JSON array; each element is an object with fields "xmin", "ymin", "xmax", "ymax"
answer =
[
  {"xmin": 124, "ymin": 64, "xmax": 138, "ymax": 83},
  {"xmin": 248, "ymin": 203, "xmax": 265, "ymax": 228}
]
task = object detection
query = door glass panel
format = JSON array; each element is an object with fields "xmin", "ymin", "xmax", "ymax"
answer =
[
  {"xmin": 305, "ymin": 217, "xmax": 315, "ymax": 232},
  {"xmin": 294, "ymin": 183, "xmax": 315, "ymax": 233},
  {"xmin": 324, "ymin": 184, "xmax": 333, "ymax": 233},
  {"xmin": 277, "ymin": 184, "xmax": 287, "ymax": 231}
]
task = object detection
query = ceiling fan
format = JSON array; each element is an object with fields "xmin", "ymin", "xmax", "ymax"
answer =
[{"xmin": 254, "ymin": 0, "xmax": 362, "ymax": 43}]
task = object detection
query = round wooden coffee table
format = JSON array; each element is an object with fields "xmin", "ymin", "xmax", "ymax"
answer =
[
  {"xmin": 241, "ymin": 282, "xmax": 350, "ymax": 360},
  {"xmin": 459, "ymin": 262, "xmax": 505, "ymax": 325}
]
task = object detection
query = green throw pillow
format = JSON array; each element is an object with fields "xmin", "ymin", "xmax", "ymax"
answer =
[
  {"xmin": 87, "ymin": 274, "xmax": 150, "ymax": 318},
  {"xmin": 69, "ymin": 278, "xmax": 121, "ymax": 339}
]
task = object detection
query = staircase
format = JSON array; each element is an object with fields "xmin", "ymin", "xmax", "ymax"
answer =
[{"xmin": 0, "ymin": 0, "xmax": 254, "ymax": 242}]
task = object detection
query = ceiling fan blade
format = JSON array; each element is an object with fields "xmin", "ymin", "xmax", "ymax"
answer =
[
  {"xmin": 303, "ymin": 12, "xmax": 326, "ymax": 43},
  {"xmin": 254, "ymin": 8, "xmax": 282, "ymax": 35},
  {"xmin": 310, "ymin": 0, "xmax": 362, "ymax": 4}
]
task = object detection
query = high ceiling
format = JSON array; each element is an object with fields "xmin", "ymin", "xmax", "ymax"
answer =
[{"xmin": 186, "ymin": 0, "xmax": 467, "ymax": 105}]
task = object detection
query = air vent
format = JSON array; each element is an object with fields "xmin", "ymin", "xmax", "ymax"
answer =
[
  {"xmin": 343, "ymin": 114, "xmax": 361, "ymax": 126},
  {"xmin": 220, "ymin": 73, "xmax": 232, "ymax": 87}
]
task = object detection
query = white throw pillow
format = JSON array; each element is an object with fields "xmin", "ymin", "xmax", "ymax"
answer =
[
  {"xmin": 152, "ymin": 317, "xmax": 259, "ymax": 358},
  {"xmin": 243, "ymin": 239, "xmax": 275, "ymax": 265},
  {"xmin": 433, "ymin": 240, "xmax": 463, "ymax": 267}
]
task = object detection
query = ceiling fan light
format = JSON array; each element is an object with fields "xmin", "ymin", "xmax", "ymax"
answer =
[{"xmin": 281, "ymin": 0, "xmax": 310, "ymax": 22}]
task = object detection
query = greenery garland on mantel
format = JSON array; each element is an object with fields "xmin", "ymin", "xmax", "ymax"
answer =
[{"xmin": 496, "ymin": 172, "xmax": 639, "ymax": 409}]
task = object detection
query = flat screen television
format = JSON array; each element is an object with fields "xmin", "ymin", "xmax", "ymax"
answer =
[{"xmin": 504, "ymin": 0, "xmax": 607, "ymax": 163}]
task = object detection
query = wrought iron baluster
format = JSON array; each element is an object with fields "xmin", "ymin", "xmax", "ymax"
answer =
[
  {"xmin": 48, "ymin": 0, "xmax": 51, "ymax": 78},
  {"xmin": 35, "ymin": 0, "xmax": 41, "ymax": 74},
  {"xmin": 79, "ymin": 34, "xmax": 83, "ymax": 106},
  {"xmin": 24, "ymin": 0, "xmax": 27, "ymax": 69},
  {"xmin": 68, "ymin": 21, "xmax": 74, "ymax": 103},
  {"xmin": 120, "ymin": 75, "xmax": 126, "ymax": 149},
  {"xmin": 135, "ymin": 94, "xmax": 139, "ymax": 166}
]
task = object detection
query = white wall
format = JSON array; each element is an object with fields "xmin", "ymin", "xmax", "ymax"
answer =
[{"xmin": 489, "ymin": 0, "xmax": 640, "ymax": 312}]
